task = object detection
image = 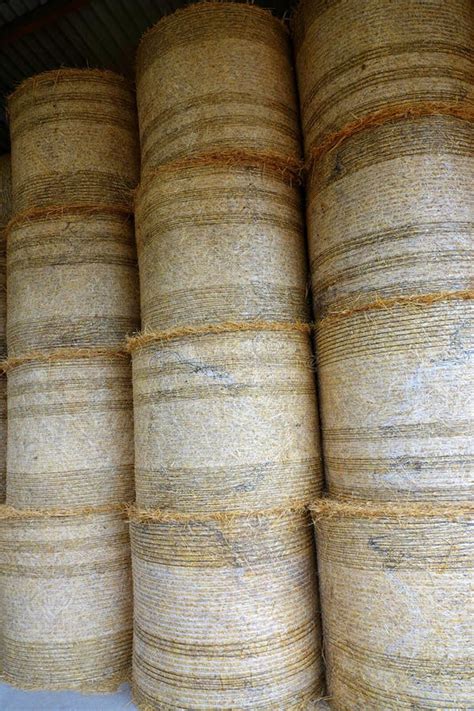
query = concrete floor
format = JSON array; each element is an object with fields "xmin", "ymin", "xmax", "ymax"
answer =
[
  {"xmin": 0, "ymin": 682, "xmax": 331, "ymax": 710},
  {"xmin": 0, "ymin": 683, "xmax": 136, "ymax": 710}
]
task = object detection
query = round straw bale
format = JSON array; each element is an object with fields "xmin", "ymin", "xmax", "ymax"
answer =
[
  {"xmin": 8, "ymin": 69, "xmax": 139, "ymax": 212},
  {"xmin": 135, "ymin": 160, "xmax": 309, "ymax": 331},
  {"xmin": 7, "ymin": 207, "xmax": 140, "ymax": 356},
  {"xmin": 130, "ymin": 506, "xmax": 323, "ymax": 710},
  {"xmin": 6, "ymin": 354, "xmax": 134, "ymax": 509},
  {"xmin": 136, "ymin": 2, "xmax": 301, "ymax": 167},
  {"xmin": 316, "ymin": 297, "xmax": 473, "ymax": 502},
  {"xmin": 306, "ymin": 114, "xmax": 474, "ymax": 317},
  {"xmin": 130, "ymin": 327, "xmax": 322, "ymax": 511},
  {"xmin": 0, "ymin": 508, "xmax": 132, "ymax": 692},
  {"xmin": 312, "ymin": 500, "xmax": 473, "ymax": 710},
  {"xmin": 293, "ymin": 0, "xmax": 473, "ymax": 155}
]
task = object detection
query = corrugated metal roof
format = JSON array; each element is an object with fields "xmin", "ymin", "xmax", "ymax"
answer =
[{"xmin": 0, "ymin": 0, "xmax": 292, "ymax": 152}]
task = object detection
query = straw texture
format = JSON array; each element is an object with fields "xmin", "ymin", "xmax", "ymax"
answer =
[
  {"xmin": 293, "ymin": 0, "xmax": 474, "ymax": 156},
  {"xmin": 7, "ymin": 207, "xmax": 140, "ymax": 356},
  {"xmin": 131, "ymin": 328, "xmax": 322, "ymax": 511},
  {"xmin": 135, "ymin": 159, "xmax": 309, "ymax": 331},
  {"xmin": 6, "ymin": 354, "xmax": 134, "ymax": 509},
  {"xmin": 308, "ymin": 114, "xmax": 474, "ymax": 501},
  {"xmin": 8, "ymin": 69, "xmax": 139, "ymax": 212},
  {"xmin": 136, "ymin": 2, "xmax": 301, "ymax": 167},
  {"xmin": 316, "ymin": 297, "xmax": 473, "ymax": 502},
  {"xmin": 0, "ymin": 156, "xmax": 10, "ymax": 502},
  {"xmin": 307, "ymin": 113, "xmax": 474, "ymax": 316},
  {"xmin": 312, "ymin": 500, "xmax": 473, "ymax": 709},
  {"xmin": 130, "ymin": 507, "xmax": 323, "ymax": 710},
  {"xmin": 0, "ymin": 508, "xmax": 132, "ymax": 691}
]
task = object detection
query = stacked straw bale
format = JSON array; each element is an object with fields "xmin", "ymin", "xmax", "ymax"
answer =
[
  {"xmin": 8, "ymin": 69, "xmax": 139, "ymax": 212},
  {"xmin": 294, "ymin": 0, "xmax": 474, "ymax": 708},
  {"xmin": 131, "ymin": 3, "xmax": 324, "ymax": 708},
  {"xmin": 0, "ymin": 509, "xmax": 132, "ymax": 691},
  {"xmin": 0, "ymin": 156, "xmax": 10, "ymax": 502},
  {"xmin": 0, "ymin": 68, "xmax": 140, "ymax": 691},
  {"xmin": 136, "ymin": 2, "xmax": 301, "ymax": 166},
  {"xmin": 312, "ymin": 501, "xmax": 473, "ymax": 710}
]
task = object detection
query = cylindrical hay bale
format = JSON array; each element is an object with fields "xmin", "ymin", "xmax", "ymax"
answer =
[
  {"xmin": 312, "ymin": 500, "xmax": 474, "ymax": 710},
  {"xmin": 293, "ymin": 0, "xmax": 473, "ymax": 155},
  {"xmin": 130, "ymin": 507, "xmax": 323, "ymax": 710},
  {"xmin": 316, "ymin": 297, "xmax": 473, "ymax": 502},
  {"xmin": 136, "ymin": 2, "xmax": 301, "ymax": 167},
  {"xmin": 6, "ymin": 354, "xmax": 134, "ymax": 509},
  {"xmin": 8, "ymin": 69, "xmax": 139, "ymax": 212},
  {"xmin": 130, "ymin": 327, "xmax": 322, "ymax": 511},
  {"xmin": 135, "ymin": 160, "xmax": 308, "ymax": 331},
  {"xmin": 307, "ymin": 114, "xmax": 474, "ymax": 317},
  {"xmin": 7, "ymin": 207, "xmax": 140, "ymax": 355},
  {"xmin": 0, "ymin": 508, "xmax": 132, "ymax": 691}
]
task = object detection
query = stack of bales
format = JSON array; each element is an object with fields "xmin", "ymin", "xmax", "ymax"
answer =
[
  {"xmin": 294, "ymin": 0, "xmax": 473, "ymax": 708},
  {"xmin": 130, "ymin": 4, "xmax": 325, "ymax": 708},
  {"xmin": 0, "ymin": 156, "xmax": 10, "ymax": 502},
  {"xmin": 0, "ymin": 69, "xmax": 140, "ymax": 691}
]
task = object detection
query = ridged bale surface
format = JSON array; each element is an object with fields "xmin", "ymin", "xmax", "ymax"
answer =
[
  {"xmin": 130, "ymin": 507, "xmax": 323, "ymax": 710},
  {"xmin": 293, "ymin": 0, "xmax": 473, "ymax": 155},
  {"xmin": 130, "ymin": 328, "xmax": 322, "ymax": 511},
  {"xmin": 307, "ymin": 112, "xmax": 473, "ymax": 502},
  {"xmin": 316, "ymin": 297, "xmax": 473, "ymax": 502},
  {"xmin": 0, "ymin": 156, "xmax": 10, "ymax": 502},
  {"xmin": 312, "ymin": 501, "xmax": 473, "ymax": 710},
  {"xmin": 307, "ymin": 114, "xmax": 473, "ymax": 317},
  {"xmin": 136, "ymin": 2, "xmax": 301, "ymax": 167},
  {"xmin": 8, "ymin": 69, "xmax": 139, "ymax": 212},
  {"xmin": 7, "ymin": 207, "xmax": 140, "ymax": 356},
  {"xmin": 135, "ymin": 160, "xmax": 308, "ymax": 331},
  {"xmin": 6, "ymin": 355, "xmax": 134, "ymax": 509},
  {"xmin": 0, "ymin": 509, "xmax": 132, "ymax": 691}
]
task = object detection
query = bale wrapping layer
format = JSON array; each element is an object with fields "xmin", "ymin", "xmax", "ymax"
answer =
[
  {"xmin": 316, "ymin": 297, "xmax": 473, "ymax": 502},
  {"xmin": 136, "ymin": 2, "xmax": 301, "ymax": 167},
  {"xmin": 293, "ymin": 0, "xmax": 473, "ymax": 155},
  {"xmin": 8, "ymin": 69, "xmax": 139, "ymax": 212},
  {"xmin": 135, "ymin": 160, "xmax": 308, "ymax": 331},
  {"xmin": 307, "ymin": 114, "xmax": 474, "ymax": 317},
  {"xmin": 0, "ymin": 509, "xmax": 132, "ymax": 691},
  {"xmin": 7, "ymin": 207, "xmax": 140, "ymax": 355},
  {"xmin": 130, "ymin": 328, "xmax": 322, "ymax": 511},
  {"xmin": 312, "ymin": 501, "xmax": 473, "ymax": 710},
  {"xmin": 6, "ymin": 354, "xmax": 134, "ymax": 509},
  {"xmin": 130, "ymin": 507, "xmax": 323, "ymax": 710}
]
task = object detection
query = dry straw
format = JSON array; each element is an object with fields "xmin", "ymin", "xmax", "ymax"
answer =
[
  {"xmin": 135, "ymin": 155, "xmax": 309, "ymax": 331},
  {"xmin": 312, "ymin": 499, "xmax": 473, "ymax": 709},
  {"xmin": 307, "ymin": 113, "xmax": 474, "ymax": 317},
  {"xmin": 136, "ymin": 2, "xmax": 301, "ymax": 167},
  {"xmin": 6, "ymin": 206, "xmax": 140, "ymax": 356},
  {"xmin": 130, "ymin": 506, "xmax": 324, "ymax": 710},
  {"xmin": 316, "ymin": 295, "xmax": 473, "ymax": 502},
  {"xmin": 0, "ymin": 156, "xmax": 10, "ymax": 502},
  {"xmin": 6, "ymin": 352, "xmax": 134, "ymax": 509},
  {"xmin": 129, "ymin": 325, "xmax": 322, "ymax": 512},
  {"xmin": 293, "ymin": 0, "xmax": 473, "ymax": 156},
  {"xmin": 0, "ymin": 507, "xmax": 132, "ymax": 691},
  {"xmin": 8, "ymin": 68, "xmax": 139, "ymax": 212}
]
